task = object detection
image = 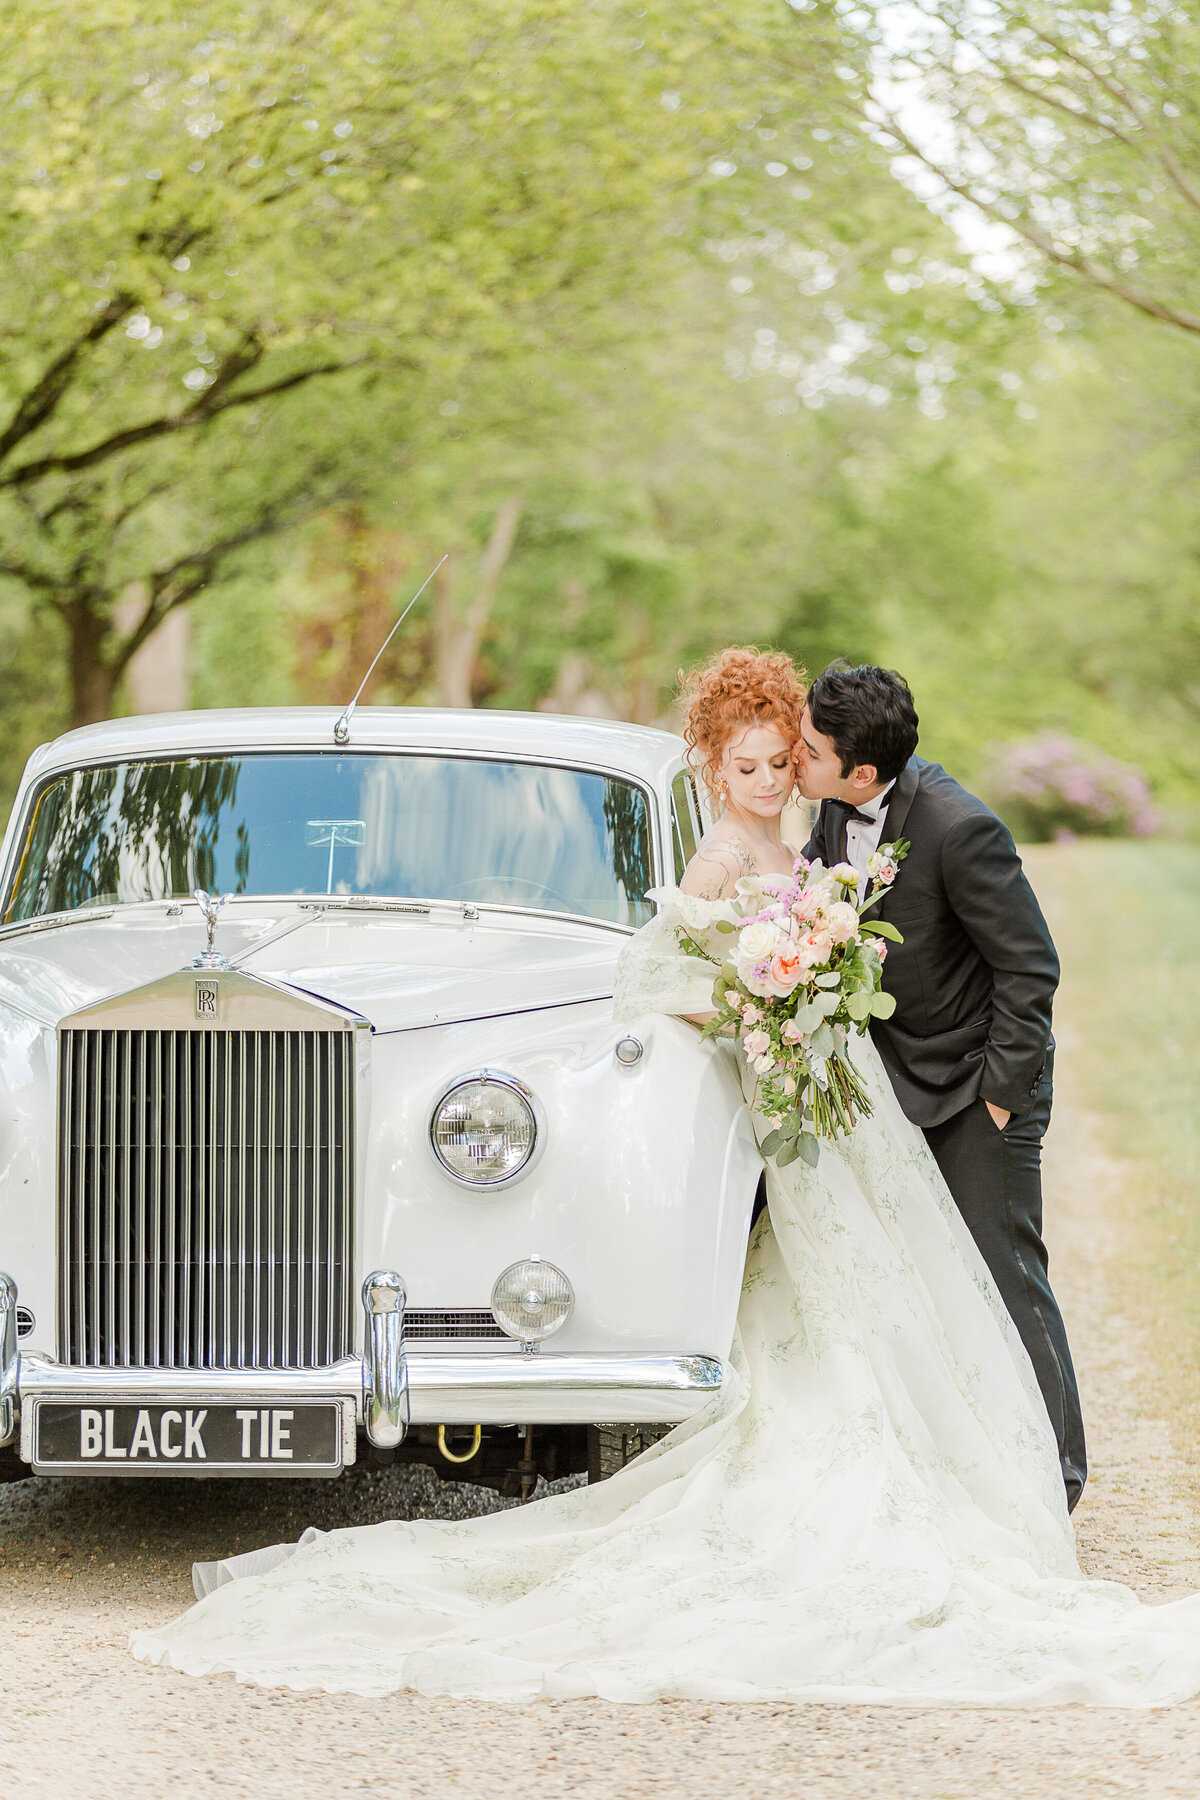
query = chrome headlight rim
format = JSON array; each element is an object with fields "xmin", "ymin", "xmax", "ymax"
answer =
[{"xmin": 428, "ymin": 1067, "xmax": 546, "ymax": 1191}]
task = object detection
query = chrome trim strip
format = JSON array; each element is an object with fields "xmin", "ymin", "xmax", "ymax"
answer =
[
  {"xmin": 14, "ymin": 1350, "xmax": 723, "ymax": 1434},
  {"xmin": 0, "ymin": 1272, "xmax": 17, "ymax": 1445}
]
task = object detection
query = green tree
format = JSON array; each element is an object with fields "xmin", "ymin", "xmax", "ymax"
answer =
[{"xmin": 0, "ymin": 0, "xmax": 821, "ymax": 725}]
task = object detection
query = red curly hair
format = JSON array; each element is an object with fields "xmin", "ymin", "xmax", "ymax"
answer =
[{"xmin": 680, "ymin": 647, "xmax": 807, "ymax": 802}]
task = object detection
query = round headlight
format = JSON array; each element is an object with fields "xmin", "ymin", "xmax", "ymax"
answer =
[
  {"xmin": 490, "ymin": 1257, "xmax": 574, "ymax": 1346},
  {"xmin": 430, "ymin": 1071, "xmax": 539, "ymax": 1187}
]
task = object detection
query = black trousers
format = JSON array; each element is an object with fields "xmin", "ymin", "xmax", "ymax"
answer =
[{"xmin": 922, "ymin": 1048, "xmax": 1087, "ymax": 1511}]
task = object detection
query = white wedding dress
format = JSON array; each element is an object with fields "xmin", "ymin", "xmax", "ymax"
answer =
[{"xmin": 130, "ymin": 898, "xmax": 1200, "ymax": 1705}]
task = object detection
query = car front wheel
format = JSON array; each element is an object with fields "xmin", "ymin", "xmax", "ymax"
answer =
[{"xmin": 586, "ymin": 1423, "xmax": 672, "ymax": 1482}]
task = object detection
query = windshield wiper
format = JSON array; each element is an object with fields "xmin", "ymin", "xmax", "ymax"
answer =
[{"xmin": 298, "ymin": 897, "xmax": 480, "ymax": 921}]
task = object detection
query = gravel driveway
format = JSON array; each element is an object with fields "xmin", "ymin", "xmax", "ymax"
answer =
[{"xmin": 3, "ymin": 1058, "xmax": 1200, "ymax": 1799}]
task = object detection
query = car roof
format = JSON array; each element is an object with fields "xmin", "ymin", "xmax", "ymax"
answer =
[{"xmin": 22, "ymin": 706, "xmax": 688, "ymax": 790}]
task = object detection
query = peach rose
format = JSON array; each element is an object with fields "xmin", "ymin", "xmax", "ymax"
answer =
[{"xmin": 768, "ymin": 948, "xmax": 805, "ymax": 993}]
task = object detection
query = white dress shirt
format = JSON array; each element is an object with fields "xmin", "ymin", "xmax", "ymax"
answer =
[{"xmin": 842, "ymin": 782, "xmax": 895, "ymax": 890}]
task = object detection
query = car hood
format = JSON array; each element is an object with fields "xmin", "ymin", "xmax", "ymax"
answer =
[{"xmin": 0, "ymin": 905, "xmax": 625, "ymax": 1033}]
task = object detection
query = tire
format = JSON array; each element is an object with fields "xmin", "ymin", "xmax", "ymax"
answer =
[{"xmin": 586, "ymin": 1423, "xmax": 671, "ymax": 1483}]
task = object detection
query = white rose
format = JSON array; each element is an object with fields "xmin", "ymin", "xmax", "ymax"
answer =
[
  {"xmin": 824, "ymin": 900, "xmax": 859, "ymax": 944},
  {"xmin": 737, "ymin": 919, "xmax": 785, "ymax": 964}
]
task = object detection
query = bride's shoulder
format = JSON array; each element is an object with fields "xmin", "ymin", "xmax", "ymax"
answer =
[{"xmin": 679, "ymin": 829, "xmax": 757, "ymax": 901}]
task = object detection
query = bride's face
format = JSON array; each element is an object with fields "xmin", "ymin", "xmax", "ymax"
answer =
[{"xmin": 717, "ymin": 723, "xmax": 795, "ymax": 819}]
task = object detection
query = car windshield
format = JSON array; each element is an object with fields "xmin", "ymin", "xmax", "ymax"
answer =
[{"xmin": 4, "ymin": 752, "xmax": 655, "ymax": 929}]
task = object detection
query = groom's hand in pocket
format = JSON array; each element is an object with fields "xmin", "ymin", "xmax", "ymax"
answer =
[{"xmin": 985, "ymin": 1101, "xmax": 1012, "ymax": 1132}]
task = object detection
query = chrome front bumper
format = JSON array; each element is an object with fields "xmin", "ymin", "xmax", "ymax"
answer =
[{"xmin": 0, "ymin": 1268, "xmax": 723, "ymax": 1461}]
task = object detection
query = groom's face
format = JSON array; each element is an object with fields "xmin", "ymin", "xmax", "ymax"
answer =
[{"xmin": 795, "ymin": 706, "xmax": 880, "ymax": 802}]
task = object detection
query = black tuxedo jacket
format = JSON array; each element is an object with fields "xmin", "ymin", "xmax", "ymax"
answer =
[{"xmin": 804, "ymin": 756, "xmax": 1059, "ymax": 1128}]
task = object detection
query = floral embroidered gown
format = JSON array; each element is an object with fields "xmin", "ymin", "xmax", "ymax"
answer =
[{"xmin": 130, "ymin": 892, "xmax": 1200, "ymax": 1705}]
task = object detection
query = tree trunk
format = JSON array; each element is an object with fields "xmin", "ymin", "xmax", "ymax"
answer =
[
  {"xmin": 66, "ymin": 601, "xmax": 119, "ymax": 728},
  {"xmin": 433, "ymin": 496, "xmax": 523, "ymax": 707}
]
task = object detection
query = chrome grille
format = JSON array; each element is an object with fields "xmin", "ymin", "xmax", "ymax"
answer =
[
  {"xmin": 404, "ymin": 1309, "xmax": 506, "ymax": 1340},
  {"xmin": 58, "ymin": 1028, "xmax": 355, "ymax": 1370}
]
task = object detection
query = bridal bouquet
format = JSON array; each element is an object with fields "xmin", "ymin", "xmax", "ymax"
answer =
[{"xmin": 670, "ymin": 844, "xmax": 908, "ymax": 1168}]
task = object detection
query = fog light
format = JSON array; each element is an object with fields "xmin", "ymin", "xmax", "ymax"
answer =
[{"xmin": 490, "ymin": 1257, "xmax": 573, "ymax": 1351}]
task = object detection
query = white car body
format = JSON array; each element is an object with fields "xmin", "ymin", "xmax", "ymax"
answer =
[{"xmin": 0, "ymin": 707, "xmax": 761, "ymax": 1486}]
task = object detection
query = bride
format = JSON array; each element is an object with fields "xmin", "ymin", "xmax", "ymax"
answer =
[{"xmin": 131, "ymin": 650, "xmax": 1200, "ymax": 1706}]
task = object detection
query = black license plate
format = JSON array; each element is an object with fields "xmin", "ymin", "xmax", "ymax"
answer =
[{"xmin": 32, "ymin": 1400, "xmax": 345, "ymax": 1475}]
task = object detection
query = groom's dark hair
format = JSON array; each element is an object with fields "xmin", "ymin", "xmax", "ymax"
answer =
[{"xmin": 806, "ymin": 663, "xmax": 919, "ymax": 782}]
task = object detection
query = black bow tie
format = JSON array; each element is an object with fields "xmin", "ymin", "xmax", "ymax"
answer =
[{"xmin": 829, "ymin": 799, "xmax": 878, "ymax": 828}]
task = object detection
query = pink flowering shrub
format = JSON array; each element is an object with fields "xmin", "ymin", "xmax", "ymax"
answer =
[{"xmin": 982, "ymin": 734, "xmax": 1159, "ymax": 842}]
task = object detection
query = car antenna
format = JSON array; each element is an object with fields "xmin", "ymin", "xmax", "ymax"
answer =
[{"xmin": 332, "ymin": 553, "xmax": 448, "ymax": 745}]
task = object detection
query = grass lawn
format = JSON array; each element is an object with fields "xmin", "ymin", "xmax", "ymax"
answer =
[{"xmin": 1024, "ymin": 841, "xmax": 1200, "ymax": 1466}]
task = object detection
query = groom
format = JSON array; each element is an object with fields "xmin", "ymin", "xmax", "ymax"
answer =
[{"xmin": 797, "ymin": 662, "xmax": 1086, "ymax": 1512}]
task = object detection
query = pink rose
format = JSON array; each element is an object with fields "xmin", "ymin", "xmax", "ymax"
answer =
[
  {"xmin": 874, "ymin": 860, "xmax": 898, "ymax": 887},
  {"xmin": 803, "ymin": 925, "xmax": 832, "ymax": 961},
  {"xmin": 743, "ymin": 1028, "xmax": 771, "ymax": 1057},
  {"xmin": 791, "ymin": 887, "xmax": 822, "ymax": 924}
]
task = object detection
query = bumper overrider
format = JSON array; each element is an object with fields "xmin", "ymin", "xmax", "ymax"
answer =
[{"xmin": 0, "ymin": 1270, "xmax": 723, "ymax": 1475}]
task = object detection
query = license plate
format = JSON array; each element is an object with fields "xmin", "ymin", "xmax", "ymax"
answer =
[{"xmin": 32, "ymin": 1399, "xmax": 346, "ymax": 1475}]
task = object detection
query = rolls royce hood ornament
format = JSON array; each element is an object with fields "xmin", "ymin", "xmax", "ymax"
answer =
[{"xmin": 192, "ymin": 888, "xmax": 233, "ymax": 970}]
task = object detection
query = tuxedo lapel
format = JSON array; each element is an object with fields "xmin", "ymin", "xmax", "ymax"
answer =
[
  {"xmin": 869, "ymin": 758, "xmax": 920, "ymax": 911},
  {"xmin": 822, "ymin": 799, "xmax": 849, "ymax": 866},
  {"xmin": 881, "ymin": 757, "xmax": 920, "ymax": 847}
]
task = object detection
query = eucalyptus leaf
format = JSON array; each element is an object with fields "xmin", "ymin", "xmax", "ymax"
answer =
[
  {"xmin": 813, "ymin": 991, "xmax": 841, "ymax": 1016},
  {"xmin": 809, "ymin": 1022, "xmax": 835, "ymax": 1058},
  {"xmin": 869, "ymin": 989, "xmax": 898, "ymax": 1019},
  {"xmin": 715, "ymin": 918, "xmax": 735, "ymax": 934},
  {"xmin": 814, "ymin": 972, "xmax": 840, "ymax": 988},
  {"xmin": 775, "ymin": 1138, "xmax": 802, "ymax": 1168},
  {"xmin": 759, "ymin": 1127, "xmax": 786, "ymax": 1156},
  {"xmin": 797, "ymin": 1132, "xmax": 821, "ymax": 1167},
  {"xmin": 845, "ymin": 991, "xmax": 873, "ymax": 1021},
  {"xmin": 791, "ymin": 1003, "xmax": 821, "ymax": 1034}
]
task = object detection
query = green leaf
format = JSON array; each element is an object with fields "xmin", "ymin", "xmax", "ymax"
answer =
[
  {"xmin": 759, "ymin": 1127, "xmax": 787, "ymax": 1156},
  {"xmin": 775, "ymin": 1138, "xmax": 801, "ymax": 1168},
  {"xmin": 813, "ymin": 991, "xmax": 841, "ymax": 1016},
  {"xmin": 814, "ymin": 972, "xmax": 840, "ymax": 988},
  {"xmin": 797, "ymin": 1132, "xmax": 821, "ymax": 1166},
  {"xmin": 809, "ymin": 1022, "xmax": 835, "ymax": 1057},
  {"xmin": 721, "ymin": 963, "xmax": 739, "ymax": 986},
  {"xmin": 860, "ymin": 921, "xmax": 903, "ymax": 942},
  {"xmin": 845, "ymin": 991, "xmax": 873, "ymax": 1021},
  {"xmin": 714, "ymin": 918, "xmax": 735, "ymax": 933},
  {"xmin": 869, "ymin": 990, "xmax": 897, "ymax": 1019}
]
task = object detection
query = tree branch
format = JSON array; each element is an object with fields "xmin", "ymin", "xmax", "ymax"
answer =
[
  {"xmin": 0, "ymin": 294, "xmax": 138, "ymax": 465},
  {"xmin": 875, "ymin": 112, "xmax": 1200, "ymax": 339},
  {"xmin": 1, "ymin": 356, "xmax": 363, "ymax": 488},
  {"xmin": 1024, "ymin": 25, "xmax": 1200, "ymax": 217}
]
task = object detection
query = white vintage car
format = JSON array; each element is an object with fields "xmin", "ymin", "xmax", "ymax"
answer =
[{"xmin": 0, "ymin": 707, "xmax": 762, "ymax": 1494}]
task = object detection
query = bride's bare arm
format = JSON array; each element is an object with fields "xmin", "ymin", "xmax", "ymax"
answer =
[{"xmin": 678, "ymin": 838, "xmax": 754, "ymax": 1023}]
